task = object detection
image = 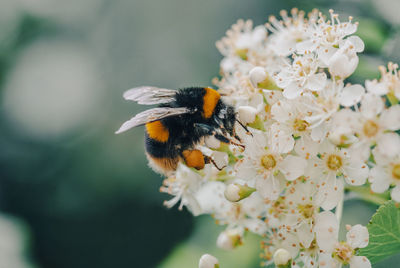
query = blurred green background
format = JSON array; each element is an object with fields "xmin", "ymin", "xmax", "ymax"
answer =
[{"xmin": 0, "ymin": 0, "xmax": 399, "ymax": 267}]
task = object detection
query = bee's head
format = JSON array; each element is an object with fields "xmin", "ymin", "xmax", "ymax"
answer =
[{"xmin": 215, "ymin": 102, "xmax": 236, "ymax": 136}]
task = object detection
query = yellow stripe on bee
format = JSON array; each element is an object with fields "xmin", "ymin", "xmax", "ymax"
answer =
[
  {"xmin": 145, "ymin": 120, "xmax": 169, "ymax": 143},
  {"xmin": 202, "ymin": 87, "xmax": 220, "ymax": 119},
  {"xmin": 182, "ymin": 149, "xmax": 205, "ymax": 170}
]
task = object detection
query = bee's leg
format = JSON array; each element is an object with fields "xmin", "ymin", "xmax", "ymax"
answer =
[
  {"xmin": 193, "ymin": 123, "xmax": 245, "ymax": 149},
  {"xmin": 231, "ymin": 127, "xmax": 242, "ymax": 143},
  {"xmin": 236, "ymin": 119, "xmax": 253, "ymax": 136},
  {"xmin": 204, "ymin": 155, "xmax": 226, "ymax": 171},
  {"xmin": 215, "ymin": 134, "xmax": 245, "ymax": 149}
]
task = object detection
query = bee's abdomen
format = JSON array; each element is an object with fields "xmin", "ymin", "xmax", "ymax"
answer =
[{"xmin": 145, "ymin": 131, "xmax": 180, "ymax": 175}]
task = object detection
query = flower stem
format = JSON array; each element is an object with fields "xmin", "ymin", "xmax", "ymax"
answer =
[
  {"xmin": 345, "ymin": 185, "xmax": 389, "ymax": 206},
  {"xmin": 335, "ymin": 192, "xmax": 344, "ymax": 223}
]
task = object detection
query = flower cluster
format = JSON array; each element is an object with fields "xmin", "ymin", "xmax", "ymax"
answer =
[{"xmin": 158, "ymin": 9, "xmax": 400, "ymax": 268}]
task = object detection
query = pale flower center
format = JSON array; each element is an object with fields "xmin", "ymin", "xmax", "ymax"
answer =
[
  {"xmin": 261, "ymin": 154, "xmax": 277, "ymax": 170},
  {"xmin": 235, "ymin": 48, "xmax": 248, "ymax": 60},
  {"xmin": 327, "ymin": 154, "xmax": 343, "ymax": 171},
  {"xmin": 333, "ymin": 242, "xmax": 354, "ymax": 265},
  {"xmin": 293, "ymin": 118, "xmax": 309, "ymax": 132},
  {"xmin": 298, "ymin": 203, "xmax": 314, "ymax": 218},
  {"xmin": 363, "ymin": 120, "xmax": 379, "ymax": 137},
  {"xmin": 392, "ymin": 164, "xmax": 400, "ymax": 180}
]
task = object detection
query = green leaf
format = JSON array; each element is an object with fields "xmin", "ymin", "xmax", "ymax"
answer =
[{"xmin": 358, "ymin": 201, "xmax": 400, "ymax": 264}]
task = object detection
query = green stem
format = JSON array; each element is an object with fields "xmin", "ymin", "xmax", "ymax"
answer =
[
  {"xmin": 345, "ymin": 186, "xmax": 389, "ymax": 206},
  {"xmin": 335, "ymin": 194, "xmax": 344, "ymax": 222}
]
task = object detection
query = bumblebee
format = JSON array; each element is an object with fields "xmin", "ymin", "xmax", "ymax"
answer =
[{"xmin": 116, "ymin": 86, "xmax": 247, "ymax": 175}]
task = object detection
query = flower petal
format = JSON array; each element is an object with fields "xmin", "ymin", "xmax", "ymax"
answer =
[
  {"xmin": 269, "ymin": 123, "xmax": 295, "ymax": 154},
  {"xmin": 317, "ymin": 178, "xmax": 344, "ymax": 211},
  {"xmin": 376, "ymin": 132, "xmax": 400, "ymax": 158},
  {"xmin": 349, "ymin": 256, "xmax": 371, "ymax": 268},
  {"xmin": 255, "ymin": 174, "xmax": 281, "ymax": 201},
  {"xmin": 365, "ymin": 80, "xmax": 388, "ymax": 96},
  {"xmin": 283, "ymin": 82, "xmax": 302, "ymax": 99},
  {"xmin": 380, "ymin": 104, "xmax": 400, "ymax": 131},
  {"xmin": 279, "ymin": 155, "xmax": 307, "ymax": 181},
  {"xmin": 339, "ymin": 84, "xmax": 365, "ymax": 107},
  {"xmin": 346, "ymin": 224, "xmax": 369, "ymax": 249},
  {"xmin": 391, "ymin": 185, "xmax": 400, "ymax": 202},
  {"xmin": 305, "ymin": 72, "xmax": 327, "ymax": 92},
  {"xmin": 344, "ymin": 160, "xmax": 369, "ymax": 186},
  {"xmin": 315, "ymin": 211, "xmax": 339, "ymax": 252},
  {"xmin": 369, "ymin": 166, "xmax": 391, "ymax": 193},
  {"xmin": 360, "ymin": 93, "xmax": 383, "ymax": 119}
]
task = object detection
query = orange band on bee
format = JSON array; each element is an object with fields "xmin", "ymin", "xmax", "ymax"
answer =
[
  {"xmin": 182, "ymin": 149, "xmax": 205, "ymax": 170},
  {"xmin": 145, "ymin": 120, "xmax": 169, "ymax": 143},
  {"xmin": 202, "ymin": 87, "xmax": 220, "ymax": 118}
]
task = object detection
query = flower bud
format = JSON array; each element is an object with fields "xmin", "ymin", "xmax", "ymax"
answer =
[
  {"xmin": 249, "ymin": 67, "xmax": 267, "ymax": 86},
  {"xmin": 216, "ymin": 229, "xmax": 243, "ymax": 250},
  {"xmin": 273, "ymin": 248, "xmax": 291, "ymax": 267},
  {"xmin": 199, "ymin": 254, "xmax": 219, "ymax": 268},
  {"xmin": 224, "ymin": 183, "xmax": 256, "ymax": 202},
  {"xmin": 249, "ymin": 67, "xmax": 279, "ymax": 90},
  {"xmin": 238, "ymin": 106, "xmax": 257, "ymax": 124}
]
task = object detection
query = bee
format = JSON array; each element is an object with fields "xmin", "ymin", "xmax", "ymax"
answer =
[{"xmin": 116, "ymin": 86, "xmax": 248, "ymax": 176}]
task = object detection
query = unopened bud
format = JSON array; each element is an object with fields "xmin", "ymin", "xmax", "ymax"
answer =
[
  {"xmin": 273, "ymin": 248, "xmax": 291, "ymax": 267},
  {"xmin": 238, "ymin": 106, "xmax": 257, "ymax": 124},
  {"xmin": 216, "ymin": 229, "xmax": 243, "ymax": 250},
  {"xmin": 249, "ymin": 67, "xmax": 279, "ymax": 90},
  {"xmin": 224, "ymin": 183, "xmax": 256, "ymax": 202},
  {"xmin": 249, "ymin": 67, "xmax": 267, "ymax": 86},
  {"xmin": 199, "ymin": 254, "xmax": 219, "ymax": 268}
]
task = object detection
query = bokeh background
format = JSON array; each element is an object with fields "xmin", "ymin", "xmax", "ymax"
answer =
[{"xmin": 0, "ymin": 0, "xmax": 399, "ymax": 267}]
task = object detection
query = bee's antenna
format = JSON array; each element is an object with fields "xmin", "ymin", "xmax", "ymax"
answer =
[{"xmin": 236, "ymin": 118, "xmax": 253, "ymax": 136}]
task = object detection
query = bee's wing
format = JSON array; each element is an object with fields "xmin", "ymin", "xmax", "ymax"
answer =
[
  {"xmin": 123, "ymin": 86, "xmax": 176, "ymax": 105},
  {"xmin": 115, "ymin": 107, "xmax": 191, "ymax": 134}
]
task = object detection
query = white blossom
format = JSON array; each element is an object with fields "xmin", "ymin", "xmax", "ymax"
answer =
[
  {"xmin": 125, "ymin": 9, "xmax": 400, "ymax": 267},
  {"xmin": 199, "ymin": 254, "xmax": 219, "ymax": 268}
]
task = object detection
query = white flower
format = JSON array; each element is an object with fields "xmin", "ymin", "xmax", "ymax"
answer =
[
  {"xmin": 199, "ymin": 254, "xmax": 219, "ymax": 268},
  {"xmin": 270, "ymin": 97, "xmax": 317, "ymax": 151},
  {"xmin": 336, "ymin": 93, "xmax": 400, "ymax": 161},
  {"xmin": 161, "ymin": 163, "xmax": 204, "ymax": 215},
  {"xmin": 307, "ymin": 141, "xmax": 369, "ymax": 187},
  {"xmin": 366, "ymin": 62, "xmax": 400, "ymax": 100},
  {"xmin": 318, "ymin": 223, "xmax": 371, "ymax": 268},
  {"xmin": 235, "ymin": 130, "xmax": 307, "ymax": 200},
  {"xmin": 275, "ymin": 53, "xmax": 327, "ymax": 99},
  {"xmin": 216, "ymin": 228, "xmax": 243, "ymax": 250},
  {"xmin": 273, "ymin": 248, "xmax": 292, "ymax": 266},
  {"xmin": 267, "ymin": 8, "xmax": 316, "ymax": 56},
  {"xmin": 216, "ymin": 19, "xmax": 266, "ymax": 60},
  {"xmin": 296, "ymin": 10, "xmax": 362, "ymax": 66},
  {"xmin": 369, "ymin": 138, "xmax": 400, "ymax": 201},
  {"xmin": 328, "ymin": 36, "xmax": 364, "ymax": 78},
  {"xmin": 303, "ymin": 81, "xmax": 365, "ymax": 138},
  {"xmin": 315, "ymin": 211, "xmax": 339, "ymax": 252},
  {"xmin": 142, "ymin": 9, "xmax": 397, "ymax": 268}
]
